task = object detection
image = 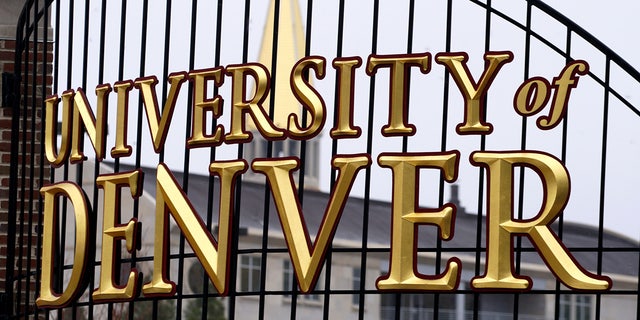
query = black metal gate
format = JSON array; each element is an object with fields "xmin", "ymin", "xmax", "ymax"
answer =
[{"xmin": 4, "ymin": 0, "xmax": 639, "ymax": 319}]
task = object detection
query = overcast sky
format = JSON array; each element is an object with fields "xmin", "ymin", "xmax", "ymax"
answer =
[
  {"xmin": 528, "ymin": 0, "xmax": 640, "ymax": 241},
  {"xmin": 51, "ymin": 0, "xmax": 640, "ymax": 241},
  {"xmin": 545, "ymin": 0, "xmax": 640, "ymax": 70}
]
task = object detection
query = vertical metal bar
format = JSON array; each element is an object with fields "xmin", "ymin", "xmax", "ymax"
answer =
[
  {"xmin": 515, "ymin": 2, "xmax": 534, "ymax": 319},
  {"xmin": 75, "ymin": 1, "xmax": 93, "ymax": 318},
  {"xmin": 15, "ymin": 2, "xmax": 33, "ymax": 315},
  {"xmin": 175, "ymin": 1, "xmax": 199, "ymax": 318},
  {"xmin": 428, "ymin": 1, "xmax": 446, "ymax": 308},
  {"xmin": 595, "ymin": 57, "xmax": 611, "ymax": 320},
  {"xmin": 260, "ymin": 0, "xmax": 282, "ymax": 318},
  {"xmin": 329, "ymin": 1, "xmax": 345, "ymax": 185},
  {"xmin": 5, "ymin": 0, "xmax": 32, "ymax": 313},
  {"xmin": 364, "ymin": 0, "xmax": 380, "ymax": 318},
  {"xmin": 158, "ymin": 0, "xmax": 172, "ymax": 165},
  {"xmin": 104, "ymin": 1, "xmax": 127, "ymax": 318},
  {"xmin": 402, "ymin": 0, "xmax": 415, "ymax": 154},
  {"xmin": 25, "ymin": 0, "xmax": 41, "ymax": 314},
  {"xmin": 202, "ymin": 0, "xmax": 224, "ymax": 317},
  {"xmin": 329, "ymin": 13, "xmax": 346, "ymax": 318},
  {"xmin": 114, "ymin": 0, "xmax": 126, "ymax": 176},
  {"xmin": 34, "ymin": 2, "xmax": 51, "ymax": 319},
  {"xmin": 50, "ymin": 3, "xmax": 61, "ymax": 319},
  {"xmin": 636, "ymin": 252, "xmax": 640, "ymax": 320},
  {"xmin": 439, "ymin": 1, "xmax": 455, "ymax": 319},
  {"xmin": 54, "ymin": 2, "xmax": 75, "ymax": 318},
  {"xmin": 357, "ymin": 1, "xmax": 375, "ymax": 316},
  {"xmin": 228, "ymin": 2, "xmax": 252, "ymax": 319},
  {"xmin": 150, "ymin": 1, "xmax": 173, "ymax": 317},
  {"xmin": 93, "ymin": 1, "xmax": 107, "ymax": 318},
  {"xmin": 295, "ymin": 0, "xmax": 313, "ymax": 202},
  {"xmin": 297, "ymin": 0, "xmax": 315, "ymax": 315},
  {"xmin": 131, "ymin": 1, "xmax": 149, "ymax": 318},
  {"xmin": 6, "ymin": 8, "xmax": 21, "ymax": 317}
]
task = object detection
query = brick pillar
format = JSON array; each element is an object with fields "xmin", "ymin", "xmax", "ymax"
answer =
[
  {"xmin": 0, "ymin": 0, "xmax": 53, "ymax": 316},
  {"xmin": 0, "ymin": 37, "xmax": 14, "ymax": 295},
  {"xmin": 0, "ymin": 4, "xmax": 22, "ymax": 307}
]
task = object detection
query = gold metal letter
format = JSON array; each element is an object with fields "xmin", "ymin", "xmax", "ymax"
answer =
[
  {"xmin": 540, "ymin": 60, "xmax": 589, "ymax": 129},
  {"xmin": 470, "ymin": 151, "xmax": 611, "ymax": 290},
  {"xmin": 331, "ymin": 57, "xmax": 362, "ymax": 138},
  {"xmin": 44, "ymin": 93, "xmax": 72, "ymax": 166},
  {"xmin": 225, "ymin": 63, "xmax": 285, "ymax": 142},
  {"xmin": 514, "ymin": 77, "xmax": 551, "ymax": 117},
  {"xmin": 111, "ymin": 81, "xmax": 134, "ymax": 158},
  {"xmin": 376, "ymin": 152, "xmax": 461, "ymax": 291},
  {"xmin": 187, "ymin": 67, "xmax": 225, "ymax": 148},
  {"xmin": 143, "ymin": 162, "xmax": 246, "ymax": 296},
  {"xmin": 288, "ymin": 56, "xmax": 326, "ymax": 139},
  {"xmin": 135, "ymin": 72, "xmax": 188, "ymax": 153},
  {"xmin": 252, "ymin": 155, "xmax": 370, "ymax": 292},
  {"xmin": 37, "ymin": 182, "xmax": 90, "ymax": 308},
  {"xmin": 70, "ymin": 85, "xmax": 111, "ymax": 163},
  {"xmin": 92, "ymin": 171, "xmax": 142, "ymax": 302},
  {"xmin": 366, "ymin": 53, "xmax": 431, "ymax": 136},
  {"xmin": 435, "ymin": 51, "xmax": 513, "ymax": 134}
]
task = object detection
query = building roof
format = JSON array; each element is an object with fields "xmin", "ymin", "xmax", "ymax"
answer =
[{"xmin": 121, "ymin": 163, "xmax": 639, "ymax": 278}]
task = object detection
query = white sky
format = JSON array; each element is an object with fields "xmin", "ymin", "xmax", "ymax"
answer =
[
  {"xmin": 545, "ymin": 0, "xmax": 640, "ymax": 71},
  {"xmin": 516, "ymin": 0, "xmax": 640, "ymax": 241}
]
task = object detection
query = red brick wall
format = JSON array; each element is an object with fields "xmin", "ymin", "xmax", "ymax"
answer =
[
  {"xmin": 0, "ymin": 36, "xmax": 53, "ymax": 314},
  {"xmin": 0, "ymin": 37, "xmax": 17, "ymax": 295}
]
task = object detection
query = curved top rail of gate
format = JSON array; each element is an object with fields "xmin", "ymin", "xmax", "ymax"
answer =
[{"xmin": 13, "ymin": 0, "xmax": 53, "ymax": 79}]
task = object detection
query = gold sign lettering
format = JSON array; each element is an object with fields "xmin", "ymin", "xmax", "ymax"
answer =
[
  {"xmin": 470, "ymin": 151, "xmax": 611, "ymax": 290},
  {"xmin": 92, "ymin": 171, "xmax": 142, "ymax": 302},
  {"xmin": 37, "ymin": 182, "xmax": 90, "ymax": 308},
  {"xmin": 135, "ymin": 73, "xmax": 188, "ymax": 153},
  {"xmin": 70, "ymin": 85, "xmax": 111, "ymax": 163},
  {"xmin": 252, "ymin": 155, "xmax": 370, "ymax": 292},
  {"xmin": 143, "ymin": 162, "xmax": 246, "ymax": 296},
  {"xmin": 435, "ymin": 51, "xmax": 513, "ymax": 134},
  {"xmin": 367, "ymin": 53, "xmax": 431, "ymax": 136},
  {"xmin": 331, "ymin": 57, "xmax": 362, "ymax": 138},
  {"xmin": 187, "ymin": 67, "xmax": 226, "ymax": 148},
  {"xmin": 288, "ymin": 56, "xmax": 327, "ymax": 139},
  {"xmin": 225, "ymin": 63, "xmax": 285, "ymax": 142},
  {"xmin": 376, "ymin": 152, "xmax": 460, "ymax": 291},
  {"xmin": 44, "ymin": 93, "xmax": 72, "ymax": 167},
  {"xmin": 37, "ymin": 51, "xmax": 611, "ymax": 307},
  {"xmin": 111, "ymin": 80, "xmax": 134, "ymax": 157},
  {"xmin": 514, "ymin": 60, "xmax": 589, "ymax": 130}
]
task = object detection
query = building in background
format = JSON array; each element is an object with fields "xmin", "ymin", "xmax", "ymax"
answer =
[{"xmin": 62, "ymin": 160, "xmax": 637, "ymax": 320}]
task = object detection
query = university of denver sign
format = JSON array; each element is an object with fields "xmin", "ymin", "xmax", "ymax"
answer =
[{"xmin": 36, "ymin": 51, "xmax": 611, "ymax": 308}]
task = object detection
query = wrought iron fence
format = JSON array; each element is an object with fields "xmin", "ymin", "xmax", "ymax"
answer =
[{"xmin": 4, "ymin": 0, "xmax": 639, "ymax": 319}]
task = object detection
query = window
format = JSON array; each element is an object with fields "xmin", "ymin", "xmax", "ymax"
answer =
[
  {"xmin": 240, "ymin": 256, "xmax": 262, "ymax": 292},
  {"xmin": 381, "ymin": 293, "xmax": 434, "ymax": 320},
  {"xmin": 244, "ymin": 136, "xmax": 320, "ymax": 189},
  {"xmin": 560, "ymin": 294, "xmax": 592, "ymax": 320},
  {"xmin": 379, "ymin": 271, "xmax": 474, "ymax": 320},
  {"xmin": 283, "ymin": 260, "xmax": 321, "ymax": 301},
  {"xmin": 352, "ymin": 268, "xmax": 361, "ymax": 306},
  {"xmin": 283, "ymin": 259, "xmax": 294, "ymax": 294}
]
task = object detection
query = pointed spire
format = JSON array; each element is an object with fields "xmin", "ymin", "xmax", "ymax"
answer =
[
  {"xmin": 450, "ymin": 184, "xmax": 460, "ymax": 204},
  {"xmin": 449, "ymin": 184, "xmax": 466, "ymax": 215},
  {"xmin": 251, "ymin": 0, "xmax": 307, "ymax": 130}
]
